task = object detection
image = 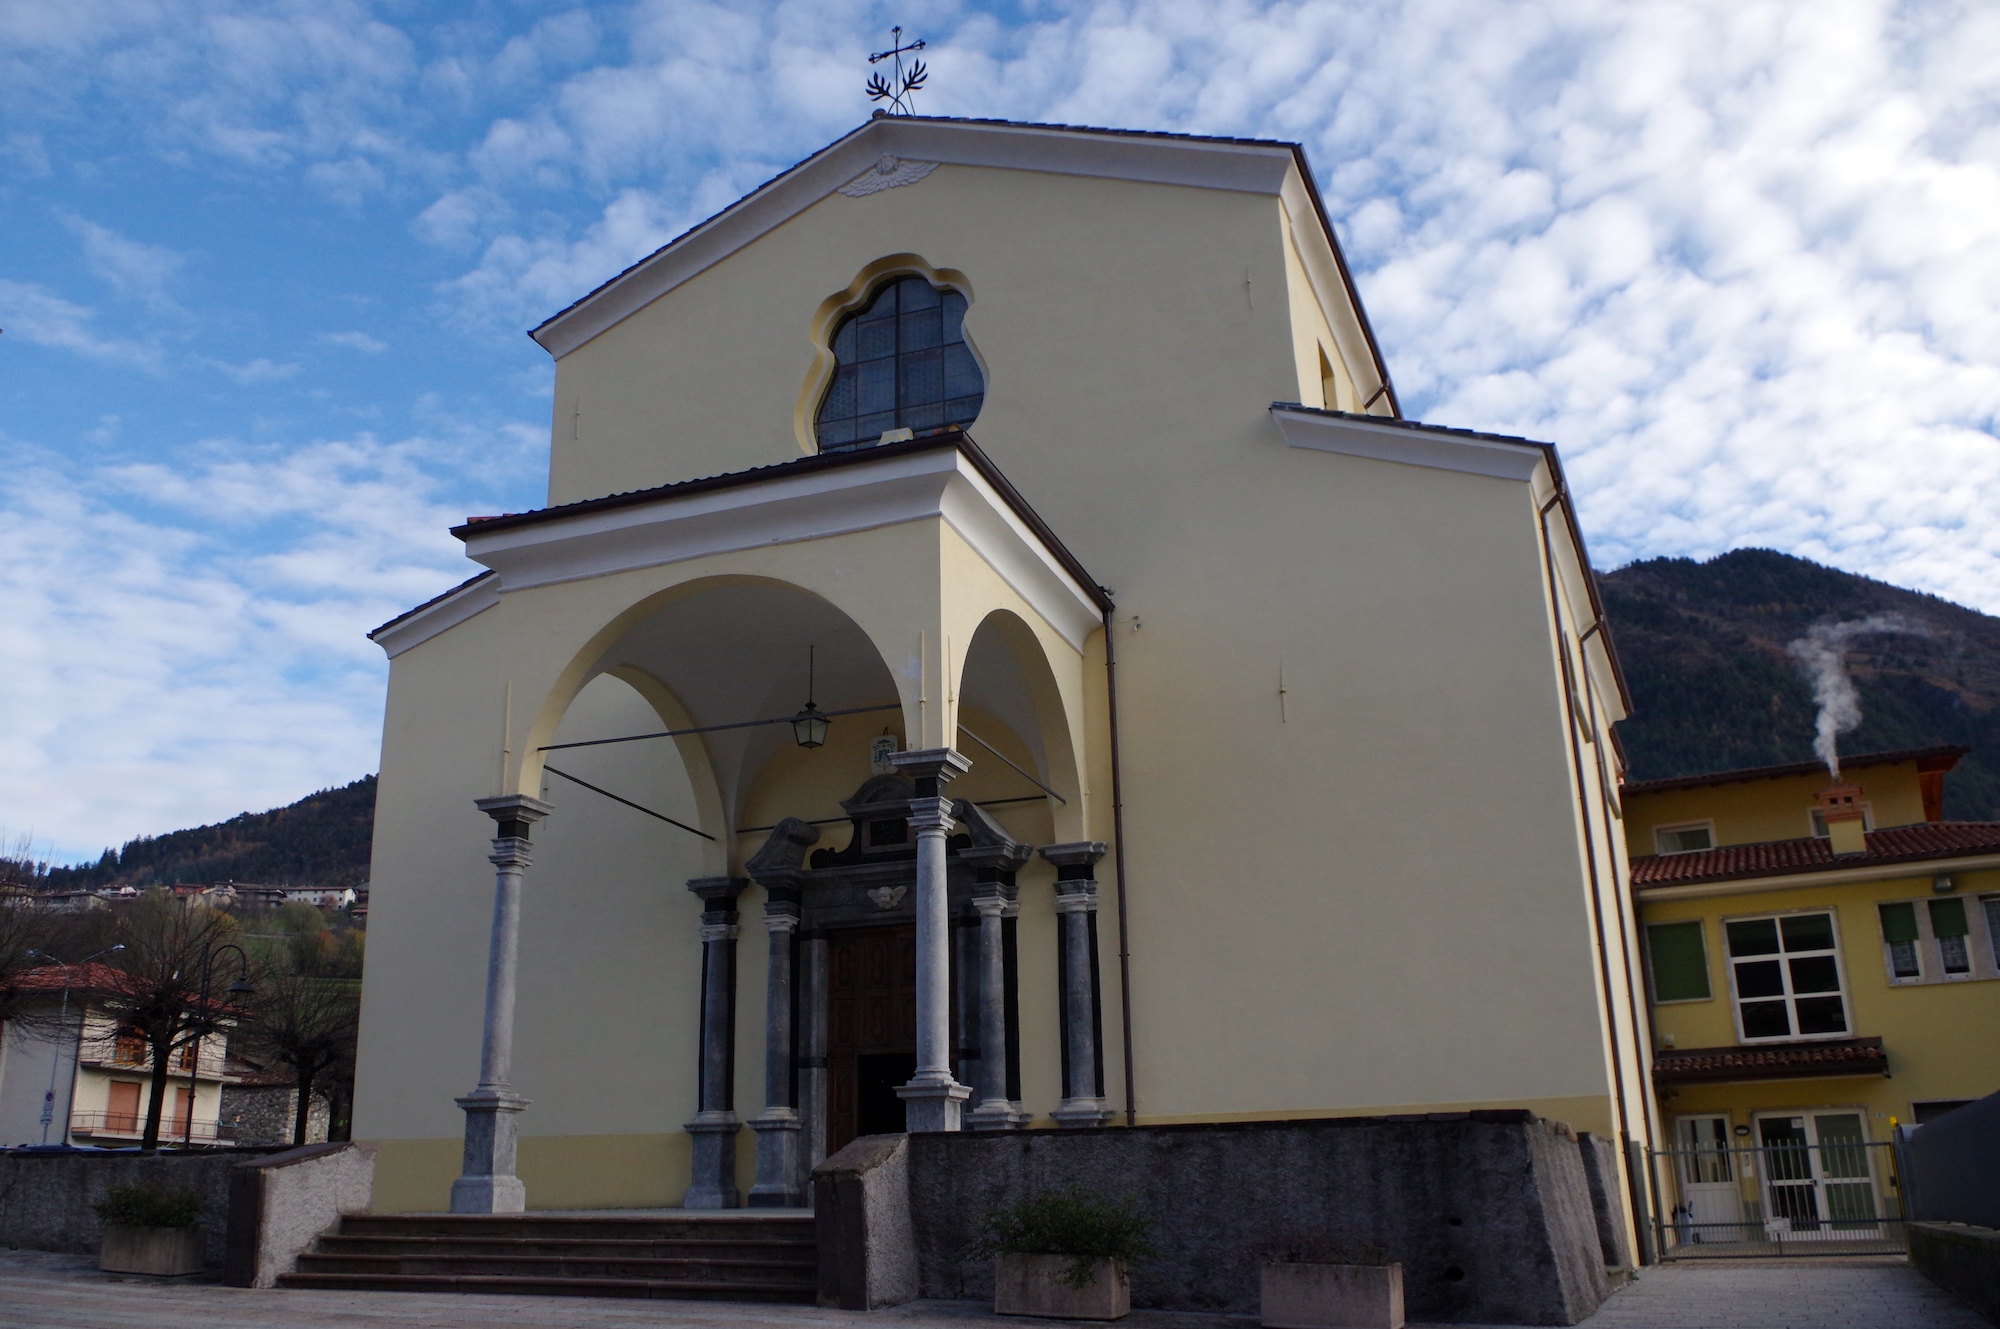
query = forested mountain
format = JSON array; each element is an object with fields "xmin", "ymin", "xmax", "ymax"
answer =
[
  {"xmin": 1602, "ymin": 549, "xmax": 2000, "ymax": 820},
  {"xmin": 37, "ymin": 776, "xmax": 377, "ymax": 891}
]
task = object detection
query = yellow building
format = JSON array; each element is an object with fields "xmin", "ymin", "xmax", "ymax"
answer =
[
  {"xmin": 1624, "ymin": 745, "xmax": 2000, "ymax": 1247},
  {"xmin": 354, "ymin": 117, "xmax": 1651, "ymax": 1234}
]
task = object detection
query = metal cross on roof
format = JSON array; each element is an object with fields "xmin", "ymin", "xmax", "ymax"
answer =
[{"xmin": 866, "ymin": 26, "xmax": 927, "ymax": 115}]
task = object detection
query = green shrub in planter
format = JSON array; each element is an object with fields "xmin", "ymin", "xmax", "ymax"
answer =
[
  {"xmin": 972, "ymin": 1186, "xmax": 1155, "ymax": 1289},
  {"xmin": 94, "ymin": 1183, "xmax": 202, "ymax": 1230}
]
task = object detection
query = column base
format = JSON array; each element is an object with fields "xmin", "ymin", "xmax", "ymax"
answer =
[
  {"xmin": 451, "ymin": 1089, "xmax": 531, "ymax": 1213},
  {"xmin": 747, "ymin": 1107, "xmax": 806, "ymax": 1207},
  {"xmin": 966, "ymin": 1098, "xmax": 1031, "ymax": 1131},
  {"xmin": 896, "ymin": 1074, "xmax": 972, "ymax": 1133},
  {"xmin": 683, "ymin": 1110, "xmax": 741, "ymax": 1209},
  {"xmin": 450, "ymin": 1173, "xmax": 527, "ymax": 1213},
  {"xmin": 1051, "ymin": 1097, "xmax": 1114, "ymax": 1128}
]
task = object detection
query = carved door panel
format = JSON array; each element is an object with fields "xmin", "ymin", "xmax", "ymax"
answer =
[{"xmin": 826, "ymin": 924, "xmax": 917, "ymax": 1154}]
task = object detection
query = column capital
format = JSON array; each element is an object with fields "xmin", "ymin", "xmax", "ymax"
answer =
[
  {"xmin": 699, "ymin": 922, "xmax": 739, "ymax": 943},
  {"xmin": 889, "ymin": 747, "xmax": 972, "ymax": 797},
  {"xmin": 487, "ymin": 838, "xmax": 534, "ymax": 870},
  {"xmin": 908, "ymin": 795, "xmax": 957, "ymax": 835},
  {"xmin": 1039, "ymin": 841, "xmax": 1107, "ymax": 874},
  {"xmin": 763, "ymin": 909, "xmax": 800, "ymax": 933},
  {"xmin": 687, "ymin": 875, "xmax": 747, "ymax": 906},
  {"xmin": 1053, "ymin": 888, "xmax": 1098, "ymax": 914},
  {"xmin": 475, "ymin": 794, "xmax": 554, "ymax": 841},
  {"xmin": 972, "ymin": 895, "xmax": 1010, "ymax": 918}
]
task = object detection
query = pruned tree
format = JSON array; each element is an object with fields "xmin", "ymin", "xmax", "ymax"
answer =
[
  {"xmin": 244, "ymin": 969, "xmax": 360, "ymax": 1146},
  {"xmin": 0, "ymin": 908, "xmax": 58, "ymax": 1056},
  {"xmin": 97, "ymin": 891, "xmax": 248, "ymax": 1150}
]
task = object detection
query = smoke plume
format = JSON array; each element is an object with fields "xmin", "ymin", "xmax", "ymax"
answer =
[{"xmin": 1785, "ymin": 615, "xmax": 1919, "ymax": 779}]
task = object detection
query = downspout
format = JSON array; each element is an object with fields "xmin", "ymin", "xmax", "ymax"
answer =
[
  {"xmin": 1102, "ymin": 605, "xmax": 1138, "ymax": 1126},
  {"xmin": 1578, "ymin": 628, "xmax": 1669, "ymax": 1174},
  {"xmin": 1537, "ymin": 491, "xmax": 1644, "ymax": 1254}
]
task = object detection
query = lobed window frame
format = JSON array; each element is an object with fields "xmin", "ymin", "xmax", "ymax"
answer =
[
  {"xmin": 813, "ymin": 275, "xmax": 984, "ymax": 452},
  {"xmin": 1722, "ymin": 908, "xmax": 1852, "ymax": 1044}
]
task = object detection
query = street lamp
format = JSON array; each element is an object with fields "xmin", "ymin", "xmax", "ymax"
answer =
[
  {"xmin": 26, "ymin": 945, "xmax": 124, "ymax": 1147},
  {"xmin": 182, "ymin": 944, "xmax": 252, "ymax": 1150},
  {"xmin": 791, "ymin": 644, "xmax": 830, "ymax": 748}
]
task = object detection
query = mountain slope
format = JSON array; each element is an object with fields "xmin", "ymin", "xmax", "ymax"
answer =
[
  {"xmin": 1602, "ymin": 549, "xmax": 2000, "ymax": 819},
  {"xmin": 41, "ymin": 776, "xmax": 377, "ymax": 891}
]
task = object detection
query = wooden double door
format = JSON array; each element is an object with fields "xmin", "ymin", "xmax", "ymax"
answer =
[{"xmin": 826, "ymin": 924, "xmax": 918, "ymax": 1154}]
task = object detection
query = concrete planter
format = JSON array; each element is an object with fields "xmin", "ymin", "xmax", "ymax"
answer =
[
  {"xmin": 1261, "ymin": 1261, "xmax": 1404, "ymax": 1329},
  {"xmin": 995, "ymin": 1253, "xmax": 1130, "ymax": 1320},
  {"xmin": 100, "ymin": 1225, "xmax": 205, "ymax": 1276}
]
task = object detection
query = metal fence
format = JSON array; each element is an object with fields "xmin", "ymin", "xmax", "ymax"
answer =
[{"xmin": 1652, "ymin": 1138, "xmax": 1907, "ymax": 1259}]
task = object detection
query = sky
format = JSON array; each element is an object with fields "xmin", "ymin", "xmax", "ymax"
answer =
[{"xmin": 2, "ymin": 0, "xmax": 1998, "ymax": 861}]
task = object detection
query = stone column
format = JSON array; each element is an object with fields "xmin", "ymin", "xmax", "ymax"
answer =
[
  {"xmin": 966, "ymin": 887, "xmax": 1029, "ymax": 1129},
  {"xmin": 1041, "ymin": 841, "xmax": 1113, "ymax": 1128},
  {"xmin": 451, "ymin": 793, "xmax": 554, "ymax": 1214},
  {"xmin": 798, "ymin": 931, "xmax": 830, "ymax": 1182},
  {"xmin": 684, "ymin": 876, "xmax": 746, "ymax": 1209},
  {"xmin": 889, "ymin": 747, "xmax": 972, "ymax": 1132},
  {"xmin": 748, "ymin": 888, "xmax": 804, "ymax": 1206}
]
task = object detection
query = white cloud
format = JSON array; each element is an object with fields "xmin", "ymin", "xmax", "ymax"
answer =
[
  {"xmin": 61, "ymin": 215, "xmax": 185, "ymax": 307},
  {"xmin": 321, "ymin": 330, "xmax": 387, "ymax": 353},
  {"xmin": 0, "ymin": 278, "xmax": 162, "ymax": 369},
  {"xmin": 209, "ymin": 356, "xmax": 300, "ymax": 384},
  {"xmin": 0, "ymin": 428, "xmax": 515, "ymax": 859},
  {"xmin": 422, "ymin": 0, "xmax": 2000, "ymax": 613}
]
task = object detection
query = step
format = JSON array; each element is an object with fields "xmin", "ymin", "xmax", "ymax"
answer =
[
  {"xmin": 277, "ymin": 1270, "xmax": 816, "ymax": 1302},
  {"xmin": 337, "ymin": 1213, "xmax": 813, "ymax": 1244},
  {"xmin": 294, "ymin": 1252, "xmax": 817, "ymax": 1283},
  {"xmin": 316, "ymin": 1233, "xmax": 816, "ymax": 1261}
]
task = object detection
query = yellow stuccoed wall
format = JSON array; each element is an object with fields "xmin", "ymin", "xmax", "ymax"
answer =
[
  {"xmin": 1626, "ymin": 761, "xmax": 1930, "ymax": 858},
  {"xmin": 1641, "ymin": 871, "xmax": 2000, "ymax": 1136},
  {"xmin": 356, "ymin": 141, "xmax": 1647, "ymax": 1211}
]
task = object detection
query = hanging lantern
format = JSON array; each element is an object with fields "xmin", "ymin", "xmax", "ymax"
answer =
[
  {"xmin": 792, "ymin": 700, "xmax": 830, "ymax": 749},
  {"xmin": 792, "ymin": 644, "xmax": 829, "ymax": 748}
]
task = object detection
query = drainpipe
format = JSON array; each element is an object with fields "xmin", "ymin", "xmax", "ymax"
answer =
[
  {"xmin": 1537, "ymin": 492, "xmax": 1645, "ymax": 1259},
  {"xmin": 1102, "ymin": 604, "xmax": 1138, "ymax": 1126}
]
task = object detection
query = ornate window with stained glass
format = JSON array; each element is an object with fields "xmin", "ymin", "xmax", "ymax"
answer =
[{"xmin": 816, "ymin": 277, "xmax": 983, "ymax": 451}]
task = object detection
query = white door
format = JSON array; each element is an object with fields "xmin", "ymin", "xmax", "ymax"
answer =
[
  {"xmin": 1754, "ymin": 1111, "xmax": 1882, "ymax": 1239},
  {"xmin": 1673, "ymin": 1115, "xmax": 1744, "ymax": 1243}
]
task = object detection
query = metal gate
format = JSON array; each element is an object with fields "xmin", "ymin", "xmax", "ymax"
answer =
[{"xmin": 1652, "ymin": 1115, "xmax": 1906, "ymax": 1258}]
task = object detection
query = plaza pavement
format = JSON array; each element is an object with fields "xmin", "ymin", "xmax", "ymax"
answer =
[{"xmin": 0, "ymin": 1248, "xmax": 1985, "ymax": 1329}]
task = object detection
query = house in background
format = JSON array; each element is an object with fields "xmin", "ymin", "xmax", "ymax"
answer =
[
  {"xmin": 1624, "ymin": 745, "xmax": 2000, "ymax": 1245},
  {"xmin": 0, "ymin": 963, "xmax": 234, "ymax": 1147}
]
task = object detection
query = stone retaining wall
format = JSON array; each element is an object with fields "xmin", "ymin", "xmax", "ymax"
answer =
[
  {"xmin": 884, "ymin": 1111, "xmax": 1614, "ymax": 1326},
  {"xmin": 0, "ymin": 1149, "xmax": 287, "ymax": 1267},
  {"xmin": 1908, "ymin": 1222, "xmax": 2000, "ymax": 1325}
]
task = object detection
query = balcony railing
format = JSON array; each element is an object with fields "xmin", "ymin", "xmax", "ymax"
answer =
[{"xmin": 69, "ymin": 1111, "xmax": 232, "ymax": 1144}]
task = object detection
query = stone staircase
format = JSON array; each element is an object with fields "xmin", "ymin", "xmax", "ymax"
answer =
[{"xmin": 279, "ymin": 1210, "xmax": 818, "ymax": 1302}]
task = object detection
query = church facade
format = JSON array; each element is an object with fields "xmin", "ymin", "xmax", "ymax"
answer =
[{"xmin": 354, "ymin": 117, "xmax": 1652, "ymax": 1231}]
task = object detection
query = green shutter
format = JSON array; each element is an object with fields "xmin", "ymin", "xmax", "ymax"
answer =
[
  {"xmin": 1930, "ymin": 898, "xmax": 1970, "ymax": 939},
  {"xmin": 1648, "ymin": 921, "xmax": 1711, "ymax": 1002},
  {"xmin": 1879, "ymin": 902, "xmax": 1920, "ymax": 945}
]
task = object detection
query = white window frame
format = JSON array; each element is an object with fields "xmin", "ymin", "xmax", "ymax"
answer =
[
  {"xmin": 1985, "ymin": 894, "xmax": 2000, "ymax": 972},
  {"xmin": 1878, "ymin": 894, "xmax": 2000, "ymax": 986},
  {"xmin": 1656, "ymin": 821, "xmax": 1716, "ymax": 855},
  {"xmin": 1808, "ymin": 803, "xmax": 1874, "ymax": 839},
  {"xmin": 1723, "ymin": 908, "xmax": 1853, "ymax": 1045}
]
